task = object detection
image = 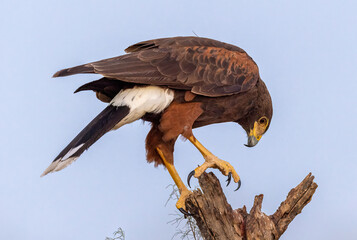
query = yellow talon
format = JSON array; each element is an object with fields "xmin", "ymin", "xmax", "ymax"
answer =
[
  {"xmin": 187, "ymin": 135, "xmax": 241, "ymax": 189},
  {"xmin": 175, "ymin": 188, "xmax": 192, "ymax": 212},
  {"xmin": 193, "ymin": 156, "xmax": 240, "ymax": 183}
]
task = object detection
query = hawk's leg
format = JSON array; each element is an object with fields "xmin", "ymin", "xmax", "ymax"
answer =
[
  {"xmin": 187, "ymin": 135, "xmax": 241, "ymax": 190},
  {"xmin": 156, "ymin": 147, "xmax": 192, "ymax": 215}
]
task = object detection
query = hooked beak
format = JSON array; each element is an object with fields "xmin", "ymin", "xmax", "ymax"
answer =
[
  {"xmin": 244, "ymin": 135, "xmax": 259, "ymax": 147},
  {"xmin": 244, "ymin": 122, "xmax": 262, "ymax": 147}
]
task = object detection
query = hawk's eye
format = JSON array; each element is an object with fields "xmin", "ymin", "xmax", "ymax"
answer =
[{"xmin": 259, "ymin": 117, "xmax": 267, "ymax": 125}]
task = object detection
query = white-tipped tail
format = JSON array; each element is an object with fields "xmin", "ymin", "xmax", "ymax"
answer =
[{"xmin": 41, "ymin": 157, "xmax": 78, "ymax": 177}]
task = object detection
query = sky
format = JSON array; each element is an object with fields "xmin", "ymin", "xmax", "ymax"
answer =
[{"xmin": 0, "ymin": 0, "xmax": 356, "ymax": 239}]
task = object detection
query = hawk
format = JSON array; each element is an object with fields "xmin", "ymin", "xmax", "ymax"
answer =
[{"xmin": 42, "ymin": 37, "xmax": 273, "ymax": 215}]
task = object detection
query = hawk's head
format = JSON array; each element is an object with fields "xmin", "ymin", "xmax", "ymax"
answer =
[{"xmin": 238, "ymin": 79, "xmax": 273, "ymax": 147}]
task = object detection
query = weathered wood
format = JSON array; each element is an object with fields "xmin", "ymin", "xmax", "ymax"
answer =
[{"xmin": 186, "ymin": 172, "xmax": 317, "ymax": 240}]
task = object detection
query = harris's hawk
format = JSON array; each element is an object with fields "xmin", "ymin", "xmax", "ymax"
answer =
[{"xmin": 42, "ymin": 37, "xmax": 273, "ymax": 215}]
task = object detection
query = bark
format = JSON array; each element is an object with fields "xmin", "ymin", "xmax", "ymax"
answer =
[{"xmin": 186, "ymin": 172, "xmax": 318, "ymax": 240}]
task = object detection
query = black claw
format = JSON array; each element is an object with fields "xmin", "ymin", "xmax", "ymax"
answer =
[
  {"xmin": 226, "ymin": 172, "xmax": 232, "ymax": 187},
  {"xmin": 234, "ymin": 180, "xmax": 242, "ymax": 191},
  {"xmin": 178, "ymin": 208, "xmax": 193, "ymax": 216},
  {"xmin": 187, "ymin": 170, "xmax": 195, "ymax": 188}
]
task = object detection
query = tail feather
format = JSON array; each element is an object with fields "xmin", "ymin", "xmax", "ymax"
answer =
[
  {"xmin": 53, "ymin": 64, "xmax": 95, "ymax": 78},
  {"xmin": 41, "ymin": 105, "xmax": 130, "ymax": 176},
  {"xmin": 43, "ymin": 85, "xmax": 175, "ymax": 177}
]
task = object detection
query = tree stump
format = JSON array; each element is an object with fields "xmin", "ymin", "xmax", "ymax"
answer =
[{"xmin": 186, "ymin": 172, "xmax": 318, "ymax": 240}]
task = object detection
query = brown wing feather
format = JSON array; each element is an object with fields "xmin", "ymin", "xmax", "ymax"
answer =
[
  {"xmin": 54, "ymin": 37, "xmax": 260, "ymax": 96},
  {"xmin": 124, "ymin": 36, "xmax": 246, "ymax": 54},
  {"xmin": 53, "ymin": 64, "xmax": 94, "ymax": 77}
]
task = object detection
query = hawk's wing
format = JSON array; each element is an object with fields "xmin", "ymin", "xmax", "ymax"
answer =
[{"xmin": 54, "ymin": 37, "xmax": 260, "ymax": 97}]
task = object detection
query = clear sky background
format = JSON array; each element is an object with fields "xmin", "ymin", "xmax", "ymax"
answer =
[{"xmin": 1, "ymin": 0, "xmax": 356, "ymax": 239}]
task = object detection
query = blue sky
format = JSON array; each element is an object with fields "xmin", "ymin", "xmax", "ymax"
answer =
[{"xmin": 1, "ymin": 0, "xmax": 356, "ymax": 239}]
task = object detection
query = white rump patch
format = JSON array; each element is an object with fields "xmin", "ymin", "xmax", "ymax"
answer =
[{"xmin": 110, "ymin": 86, "xmax": 174, "ymax": 129}]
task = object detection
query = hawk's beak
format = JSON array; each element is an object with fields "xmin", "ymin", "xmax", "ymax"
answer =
[
  {"xmin": 244, "ymin": 122, "xmax": 262, "ymax": 147},
  {"xmin": 245, "ymin": 135, "xmax": 259, "ymax": 147}
]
